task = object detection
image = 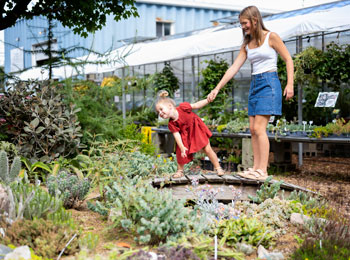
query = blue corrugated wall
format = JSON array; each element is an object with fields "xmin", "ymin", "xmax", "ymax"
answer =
[{"xmin": 4, "ymin": 3, "xmax": 236, "ymax": 73}]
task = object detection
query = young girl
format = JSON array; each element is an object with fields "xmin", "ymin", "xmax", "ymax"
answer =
[
  {"xmin": 207, "ymin": 6, "xmax": 294, "ymax": 180},
  {"xmin": 156, "ymin": 90, "xmax": 225, "ymax": 178}
]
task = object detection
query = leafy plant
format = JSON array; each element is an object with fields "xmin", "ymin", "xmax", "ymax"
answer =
[
  {"xmin": 0, "ymin": 81, "xmax": 83, "ymax": 162},
  {"xmin": 216, "ymin": 217, "xmax": 275, "ymax": 248},
  {"xmin": 153, "ymin": 63, "xmax": 179, "ymax": 97},
  {"xmin": 248, "ymin": 176, "xmax": 284, "ymax": 203},
  {"xmin": 1, "ymin": 218, "xmax": 80, "ymax": 258},
  {"xmin": 198, "ymin": 59, "xmax": 234, "ymax": 121},
  {"xmin": 46, "ymin": 171, "xmax": 90, "ymax": 208}
]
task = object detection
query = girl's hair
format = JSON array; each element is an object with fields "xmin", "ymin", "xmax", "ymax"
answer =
[
  {"xmin": 239, "ymin": 6, "xmax": 268, "ymax": 47},
  {"xmin": 156, "ymin": 90, "xmax": 176, "ymax": 107}
]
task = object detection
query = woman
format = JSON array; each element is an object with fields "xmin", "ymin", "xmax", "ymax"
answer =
[{"xmin": 207, "ymin": 6, "xmax": 294, "ymax": 180}]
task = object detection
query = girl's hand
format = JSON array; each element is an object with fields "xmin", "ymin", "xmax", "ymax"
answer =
[
  {"xmin": 283, "ymin": 84, "xmax": 294, "ymax": 100},
  {"xmin": 181, "ymin": 147, "xmax": 188, "ymax": 158},
  {"xmin": 207, "ymin": 89, "xmax": 219, "ymax": 102}
]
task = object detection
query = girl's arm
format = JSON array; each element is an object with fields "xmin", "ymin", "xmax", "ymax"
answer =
[
  {"xmin": 207, "ymin": 45, "xmax": 247, "ymax": 102},
  {"xmin": 173, "ymin": 132, "xmax": 188, "ymax": 158},
  {"xmin": 191, "ymin": 99, "xmax": 209, "ymax": 110},
  {"xmin": 269, "ymin": 32, "xmax": 294, "ymax": 100}
]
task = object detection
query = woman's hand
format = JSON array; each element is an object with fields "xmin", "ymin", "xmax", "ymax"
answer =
[
  {"xmin": 283, "ymin": 84, "xmax": 294, "ymax": 100},
  {"xmin": 181, "ymin": 147, "xmax": 188, "ymax": 158},
  {"xmin": 207, "ymin": 88, "xmax": 219, "ymax": 102}
]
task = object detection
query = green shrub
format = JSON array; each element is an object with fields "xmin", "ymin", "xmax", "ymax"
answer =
[
  {"xmin": 0, "ymin": 81, "xmax": 83, "ymax": 162},
  {"xmin": 248, "ymin": 176, "xmax": 284, "ymax": 203},
  {"xmin": 90, "ymin": 180, "xmax": 193, "ymax": 245},
  {"xmin": 1, "ymin": 218, "xmax": 80, "ymax": 258},
  {"xmin": 216, "ymin": 217, "xmax": 275, "ymax": 248},
  {"xmin": 46, "ymin": 171, "xmax": 90, "ymax": 208}
]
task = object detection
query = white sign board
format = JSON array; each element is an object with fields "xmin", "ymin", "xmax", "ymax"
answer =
[
  {"xmin": 315, "ymin": 92, "xmax": 339, "ymax": 107},
  {"xmin": 10, "ymin": 47, "xmax": 24, "ymax": 72}
]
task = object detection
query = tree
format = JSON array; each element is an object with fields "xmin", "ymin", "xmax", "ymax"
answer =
[{"xmin": 0, "ymin": 0, "xmax": 139, "ymax": 37}]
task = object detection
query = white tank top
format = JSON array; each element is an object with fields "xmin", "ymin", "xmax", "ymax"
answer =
[{"xmin": 246, "ymin": 32, "xmax": 277, "ymax": 75}]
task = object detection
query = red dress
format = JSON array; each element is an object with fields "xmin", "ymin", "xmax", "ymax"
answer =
[{"xmin": 168, "ymin": 102, "xmax": 212, "ymax": 164}]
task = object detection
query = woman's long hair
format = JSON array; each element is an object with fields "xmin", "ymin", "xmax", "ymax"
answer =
[{"xmin": 239, "ymin": 6, "xmax": 269, "ymax": 47}]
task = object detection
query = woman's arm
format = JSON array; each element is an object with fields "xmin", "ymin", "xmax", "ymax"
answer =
[
  {"xmin": 173, "ymin": 132, "xmax": 188, "ymax": 158},
  {"xmin": 270, "ymin": 32, "xmax": 294, "ymax": 100},
  {"xmin": 207, "ymin": 45, "xmax": 247, "ymax": 102}
]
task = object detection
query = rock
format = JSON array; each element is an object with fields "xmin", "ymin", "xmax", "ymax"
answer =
[
  {"xmin": 257, "ymin": 245, "xmax": 284, "ymax": 260},
  {"xmin": 0, "ymin": 244, "xmax": 13, "ymax": 260},
  {"xmin": 236, "ymin": 243, "xmax": 254, "ymax": 255},
  {"xmin": 4, "ymin": 246, "xmax": 31, "ymax": 260},
  {"xmin": 290, "ymin": 212, "xmax": 310, "ymax": 225},
  {"xmin": 257, "ymin": 245, "xmax": 269, "ymax": 259}
]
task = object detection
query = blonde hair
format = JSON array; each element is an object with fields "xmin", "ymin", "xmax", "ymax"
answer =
[
  {"xmin": 156, "ymin": 90, "xmax": 176, "ymax": 107},
  {"xmin": 239, "ymin": 6, "xmax": 268, "ymax": 47}
]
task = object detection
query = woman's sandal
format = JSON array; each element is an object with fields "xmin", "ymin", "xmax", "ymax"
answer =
[
  {"xmin": 215, "ymin": 167, "xmax": 225, "ymax": 176},
  {"xmin": 237, "ymin": 169, "xmax": 268, "ymax": 181},
  {"xmin": 172, "ymin": 169, "xmax": 184, "ymax": 179}
]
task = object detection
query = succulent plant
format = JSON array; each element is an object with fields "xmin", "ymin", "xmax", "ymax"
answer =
[{"xmin": 46, "ymin": 171, "xmax": 90, "ymax": 208}]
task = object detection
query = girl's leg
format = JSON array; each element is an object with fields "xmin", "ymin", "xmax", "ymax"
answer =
[
  {"xmin": 173, "ymin": 163, "xmax": 185, "ymax": 178},
  {"xmin": 250, "ymin": 115, "xmax": 270, "ymax": 173},
  {"xmin": 203, "ymin": 141, "xmax": 220, "ymax": 168},
  {"xmin": 203, "ymin": 142, "xmax": 224, "ymax": 175}
]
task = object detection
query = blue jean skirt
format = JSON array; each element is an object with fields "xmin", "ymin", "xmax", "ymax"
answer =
[{"xmin": 248, "ymin": 71, "xmax": 282, "ymax": 116}]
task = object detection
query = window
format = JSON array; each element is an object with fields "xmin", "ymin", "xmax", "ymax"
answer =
[
  {"xmin": 31, "ymin": 39, "xmax": 58, "ymax": 66},
  {"xmin": 156, "ymin": 21, "xmax": 173, "ymax": 37}
]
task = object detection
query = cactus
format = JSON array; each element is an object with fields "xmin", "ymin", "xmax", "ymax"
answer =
[
  {"xmin": 0, "ymin": 150, "xmax": 21, "ymax": 184},
  {"xmin": 46, "ymin": 171, "xmax": 90, "ymax": 208}
]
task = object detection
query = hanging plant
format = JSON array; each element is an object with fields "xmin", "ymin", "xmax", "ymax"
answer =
[
  {"xmin": 153, "ymin": 63, "xmax": 179, "ymax": 97},
  {"xmin": 198, "ymin": 59, "xmax": 234, "ymax": 122}
]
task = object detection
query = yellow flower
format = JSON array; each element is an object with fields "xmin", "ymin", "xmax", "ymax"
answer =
[
  {"xmin": 169, "ymin": 157, "xmax": 173, "ymax": 161},
  {"xmin": 163, "ymin": 159, "xmax": 167, "ymax": 163}
]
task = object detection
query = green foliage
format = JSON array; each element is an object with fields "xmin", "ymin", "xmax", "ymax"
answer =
[
  {"xmin": 79, "ymin": 232, "xmax": 99, "ymax": 252},
  {"xmin": 168, "ymin": 232, "xmax": 245, "ymax": 260},
  {"xmin": 0, "ymin": 150, "xmax": 21, "ymax": 184},
  {"xmin": 0, "ymin": 81, "xmax": 83, "ymax": 162},
  {"xmin": 225, "ymin": 118, "xmax": 249, "ymax": 133},
  {"xmin": 10, "ymin": 181, "xmax": 72, "ymax": 222},
  {"xmin": 198, "ymin": 59, "xmax": 234, "ymax": 121},
  {"xmin": 0, "ymin": 0, "xmax": 139, "ymax": 37},
  {"xmin": 20, "ymin": 157, "xmax": 51, "ymax": 182},
  {"xmin": 216, "ymin": 218, "xmax": 275, "ymax": 248},
  {"xmin": 248, "ymin": 176, "xmax": 283, "ymax": 203},
  {"xmin": 91, "ymin": 179, "xmax": 194, "ymax": 245},
  {"xmin": 1, "ymin": 218, "xmax": 80, "ymax": 258},
  {"xmin": 0, "ymin": 142, "xmax": 19, "ymax": 158},
  {"xmin": 46, "ymin": 171, "xmax": 90, "ymax": 208},
  {"xmin": 153, "ymin": 63, "xmax": 179, "ymax": 97},
  {"xmin": 291, "ymin": 219, "xmax": 350, "ymax": 260},
  {"xmin": 239, "ymin": 198, "xmax": 302, "ymax": 235},
  {"xmin": 58, "ymin": 79, "xmax": 125, "ymax": 142}
]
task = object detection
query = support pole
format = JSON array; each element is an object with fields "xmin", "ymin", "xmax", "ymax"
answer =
[
  {"xmin": 122, "ymin": 67, "xmax": 126, "ymax": 126},
  {"xmin": 191, "ymin": 56, "xmax": 196, "ymax": 101},
  {"xmin": 297, "ymin": 36, "xmax": 303, "ymax": 167}
]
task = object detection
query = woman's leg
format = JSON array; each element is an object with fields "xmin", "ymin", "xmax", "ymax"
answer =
[
  {"xmin": 249, "ymin": 116, "xmax": 258, "ymax": 171},
  {"xmin": 250, "ymin": 115, "xmax": 270, "ymax": 173},
  {"xmin": 173, "ymin": 163, "xmax": 185, "ymax": 178}
]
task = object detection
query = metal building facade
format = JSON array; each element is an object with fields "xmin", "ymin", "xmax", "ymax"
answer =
[{"xmin": 4, "ymin": 2, "xmax": 237, "ymax": 73}]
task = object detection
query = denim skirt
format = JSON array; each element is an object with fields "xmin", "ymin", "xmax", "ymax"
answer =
[{"xmin": 248, "ymin": 71, "xmax": 282, "ymax": 116}]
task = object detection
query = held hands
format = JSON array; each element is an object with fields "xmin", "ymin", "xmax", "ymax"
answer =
[
  {"xmin": 207, "ymin": 88, "xmax": 219, "ymax": 103},
  {"xmin": 181, "ymin": 147, "xmax": 188, "ymax": 158}
]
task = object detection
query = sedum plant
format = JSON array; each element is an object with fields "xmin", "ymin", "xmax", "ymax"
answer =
[
  {"xmin": 90, "ymin": 179, "xmax": 194, "ymax": 245},
  {"xmin": 248, "ymin": 176, "xmax": 284, "ymax": 203},
  {"xmin": 46, "ymin": 171, "xmax": 90, "ymax": 208}
]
